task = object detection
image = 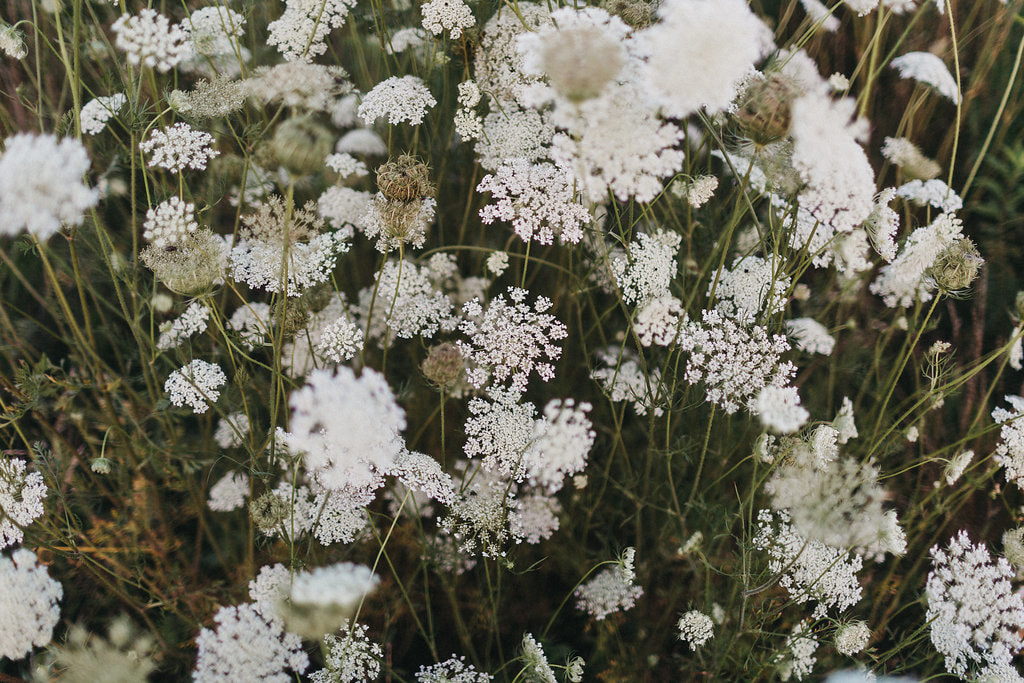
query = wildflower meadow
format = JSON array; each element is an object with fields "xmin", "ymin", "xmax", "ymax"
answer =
[{"xmin": 3, "ymin": 0, "xmax": 1024, "ymax": 680}]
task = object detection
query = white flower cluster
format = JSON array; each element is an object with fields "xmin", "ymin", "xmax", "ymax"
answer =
[
  {"xmin": 710, "ymin": 256, "xmax": 790, "ymax": 324},
  {"xmin": 80, "ymin": 93, "xmax": 126, "ymax": 135},
  {"xmin": 785, "ymin": 318, "xmax": 836, "ymax": 355},
  {"xmin": 0, "ymin": 24, "xmax": 26, "ymax": 60},
  {"xmin": 229, "ymin": 303, "xmax": 272, "ymax": 351},
  {"xmin": 319, "ymin": 186, "xmax": 373, "ymax": 230},
  {"xmin": 156, "ymin": 301, "xmax": 209, "ymax": 351},
  {"xmin": 231, "ymin": 231, "xmax": 347, "ymax": 296},
  {"xmin": 0, "ymin": 548, "xmax": 63, "ymax": 660},
  {"xmin": 289, "ymin": 562, "xmax": 379, "ymax": 615},
  {"xmin": 0, "ymin": 458, "xmax": 46, "ymax": 549},
  {"xmin": 0, "ymin": 133, "xmax": 98, "ymax": 241},
  {"xmin": 416, "ymin": 655, "xmax": 492, "ymax": 682},
  {"xmin": 477, "ymin": 160, "xmax": 591, "ymax": 245},
  {"xmin": 268, "ymin": 0, "xmax": 357, "ymax": 62},
  {"xmin": 164, "ymin": 359, "xmax": 226, "ymax": 414},
  {"xmin": 575, "ymin": 548, "xmax": 644, "ymax": 620},
  {"xmin": 454, "ymin": 80, "xmax": 483, "ymax": 141},
  {"xmin": 463, "ymin": 388, "xmax": 536, "ymax": 480},
  {"xmin": 752, "ymin": 385, "xmax": 809, "ymax": 434},
  {"xmin": 111, "ymin": 9, "xmax": 188, "ymax": 72},
  {"xmin": 926, "ymin": 530, "xmax": 1024, "ymax": 678},
  {"xmin": 671, "ymin": 175, "xmax": 719, "ymax": 208},
  {"xmin": 891, "ymin": 51, "xmax": 960, "ymax": 103},
  {"xmin": 357, "ymin": 259, "xmax": 457, "ymax": 344},
  {"xmin": 458, "ymin": 287, "xmax": 568, "ymax": 393},
  {"xmin": 181, "ymin": 6, "xmax": 247, "ymax": 77},
  {"xmin": 871, "ymin": 212, "xmax": 963, "ymax": 307},
  {"xmin": 288, "ymin": 367, "xmax": 406, "ymax": 491},
  {"xmin": 882, "ymin": 137, "xmax": 941, "ymax": 180},
  {"xmin": 778, "ymin": 620, "xmax": 819, "ymax": 681},
  {"xmin": 214, "ymin": 413, "xmax": 250, "ymax": 449},
  {"xmin": 193, "ymin": 603, "xmax": 308, "ymax": 682},
  {"xmin": 314, "ymin": 316, "xmax": 364, "ymax": 363},
  {"xmin": 309, "ymin": 622, "xmax": 383, "ymax": 682},
  {"xmin": 611, "ymin": 230, "xmax": 681, "ymax": 305},
  {"xmin": 992, "ymin": 395, "xmax": 1024, "ymax": 491},
  {"xmin": 358, "ymin": 76, "xmax": 437, "ymax": 126},
  {"xmin": 207, "ymin": 472, "xmax": 250, "ymax": 512},
  {"xmin": 139, "ymin": 122, "xmax": 219, "ymax": 173},
  {"xmin": 388, "ymin": 450, "xmax": 456, "ymax": 508},
  {"xmin": 895, "ymin": 178, "xmax": 963, "ymax": 213},
  {"xmin": 634, "ymin": 294, "xmax": 684, "ymax": 347},
  {"xmin": 143, "ymin": 196, "xmax": 198, "ymax": 249},
  {"xmin": 834, "ymin": 621, "xmax": 871, "ymax": 656},
  {"xmin": 524, "ymin": 399, "xmax": 595, "ymax": 493},
  {"xmin": 421, "ymin": 0, "xmax": 475, "ymax": 38},
  {"xmin": 590, "ymin": 347, "xmax": 664, "ymax": 416},
  {"xmin": 753, "ymin": 509, "xmax": 864, "ymax": 619},
  {"xmin": 677, "ymin": 309, "xmax": 796, "ymax": 414},
  {"xmin": 677, "ymin": 610, "xmax": 714, "ymax": 650},
  {"xmin": 520, "ymin": 634, "xmax": 557, "ymax": 683}
]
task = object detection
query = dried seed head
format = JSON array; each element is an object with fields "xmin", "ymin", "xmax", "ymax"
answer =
[
  {"xmin": 249, "ymin": 492, "xmax": 287, "ymax": 533},
  {"xmin": 270, "ymin": 117, "xmax": 333, "ymax": 175},
  {"xmin": 734, "ymin": 72, "xmax": 803, "ymax": 145},
  {"xmin": 375, "ymin": 155, "xmax": 434, "ymax": 202},
  {"xmin": 139, "ymin": 229, "xmax": 224, "ymax": 296},
  {"xmin": 602, "ymin": 0, "xmax": 655, "ymax": 28},
  {"xmin": 930, "ymin": 237, "xmax": 983, "ymax": 295},
  {"xmin": 421, "ymin": 342, "xmax": 464, "ymax": 391}
]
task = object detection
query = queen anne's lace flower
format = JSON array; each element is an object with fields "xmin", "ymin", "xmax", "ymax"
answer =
[
  {"xmin": 288, "ymin": 367, "xmax": 406, "ymax": 491},
  {"xmin": 870, "ymin": 212, "xmax": 964, "ymax": 307},
  {"xmin": 678, "ymin": 611, "xmax": 714, "ymax": 650},
  {"xmin": 777, "ymin": 620, "xmax": 819, "ymax": 681},
  {"xmin": 895, "ymin": 178, "xmax": 963, "ymax": 213},
  {"xmin": 193, "ymin": 603, "xmax": 308, "ymax": 682},
  {"xmin": 358, "ymin": 76, "xmax": 437, "ymax": 126},
  {"xmin": 0, "ymin": 133, "xmax": 98, "ymax": 240},
  {"xmin": 677, "ymin": 309, "xmax": 796, "ymax": 414},
  {"xmin": 421, "ymin": 0, "xmax": 475, "ymax": 38},
  {"xmin": 111, "ymin": 9, "xmax": 188, "ymax": 72},
  {"xmin": 156, "ymin": 301, "xmax": 209, "ymax": 351},
  {"xmin": 80, "ymin": 94, "xmax": 126, "ymax": 135},
  {"xmin": 753, "ymin": 509, "xmax": 863, "ymax": 619},
  {"xmin": 926, "ymin": 530, "xmax": 1024, "ymax": 678},
  {"xmin": 575, "ymin": 548, "xmax": 643, "ymax": 620},
  {"xmin": 478, "ymin": 160, "xmax": 591, "ymax": 245},
  {"xmin": 309, "ymin": 622, "xmax": 383, "ymax": 683},
  {"xmin": 520, "ymin": 634, "xmax": 557, "ymax": 683},
  {"xmin": 752, "ymin": 385, "xmax": 809, "ymax": 434},
  {"xmin": 638, "ymin": 0, "xmax": 770, "ymax": 118},
  {"xmin": 634, "ymin": 294, "xmax": 684, "ymax": 346},
  {"xmin": 891, "ymin": 51, "xmax": 960, "ymax": 103},
  {"xmin": 0, "ymin": 548, "xmax": 63, "ymax": 660},
  {"xmin": 458, "ymin": 287, "xmax": 568, "ymax": 393},
  {"xmin": 992, "ymin": 395, "xmax": 1024, "ymax": 490},
  {"xmin": 785, "ymin": 317, "xmax": 836, "ymax": 355},
  {"xmin": 144, "ymin": 196, "xmax": 198, "ymax": 249},
  {"xmin": 524, "ymin": 399, "xmax": 595, "ymax": 493},
  {"xmin": 139, "ymin": 122, "xmax": 219, "ymax": 172},
  {"xmin": 268, "ymin": 0, "xmax": 357, "ymax": 62},
  {"xmin": 315, "ymin": 317, "xmax": 364, "ymax": 363},
  {"xmin": 710, "ymin": 256, "xmax": 789, "ymax": 324},
  {"xmin": 591, "ymin": 347, "xmax": 664, "ymax": 416},
  {"xmin": 356, "ymin": 259, "xmax": 458, "ymax": 344},
  {"xmin": 463, "ymin": 388, "xmax": 537, "ymax": 480},
  {"xmin": 610, "ymin": 230, "xmax": 681, "ymax": 305},
  {"xmin": 208, "ymin": 472, "xmax": 250, "ymax": 512},
  {"xmin": 834, "ymin": 621, "xmax": 871, "ymax": 656},
  {"xmin": 416, "ymin": 656, "xmax": 492, "ymax": 682},
  {"xmin": 0, "ymin": 459, "xmax": 46, "ymax": 549},
  {"xmin": 164, "ymin": 360, "xmax": 226, "ymax": 414}
]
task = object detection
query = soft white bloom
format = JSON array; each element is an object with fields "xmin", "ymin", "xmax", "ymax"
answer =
[
  {"xmin": 785, "ymin": 318, "xmax": 836, "ymax": 355},
  {"xmin": 509, "ymin": 491, "xmax": 561, "ymax": 544},
  {"xmin": 288, "ymin": 367, "xmax": 406, "ymax": 491},
  {"xmin": 208, "ymin": 472, "xmax": 250, "ymax": 512},
  {"xmin": 891, "ymin": 51, "xmax": 960, "ymax": 104},
  {"xmin": 111, "ymin": 9, "xmax": 188, "ymax": 72},
  {"xmin": 336, "ymin": 128, "xmax": 388, "ymax": 156},
  {"xmin": 778, "ymin": 620, "xmax": 819, "ymax": 681},
  {"xmin": 678, "ymin": 309, "xmax": 796, "ymax": 414},
  {"xmin": 80, "ymin": 94, "xmax": 126, "ymax": 135},
  {"xmin": 677, "ymin": 610, "xmax": 714, "ymax": 650},
  {"xmin": 0, "ymin": 459, "xmax": 46, "ymax": 549},
  {"xmin": 0, "ymin": 548, "xmax": 63, "ymax": 660},
  {"xmin": 463, "ymin": 388, "xmax": 537, "ymax": 480},
  {"xmin": 228, "ymin": 303, "xmax": 272, "ymax": 351},
  {"xmin": 356, "ymin": 259, "xmax": 457, "ymax": 344},
  {"xmin": 800, "ymin": 0, "xmax": 840, "ymax": 31},
  {"xmin": 416, "ymin": 656, "xmax": 492, "ymax": 682},
  {"xmin": 478, "ymin": 160, "xmax": 591, "ymax": 245},
  {"xmin": 486, "ymin": 251, "xmax": 509, "ymax": 276},
  {"xmin": 710, "ymin": 255, "xmax": 789, "ymax": 324},
  {"xmin": 267, "ymin": 0, "xmax": 357, "ymax": 61},
  {"xmin": 144, "ymin": 196, "xmax": 198, "ymax": 250},
  {"xmin": 671, "ymin": 175, "xmax": 718, "ymax": 208},
  {"xmin": 475, "ymin": 108, "xmax": 555, "ymax": 172},
  {"xmin": 833, "ymin": 396, "xmax": 859, "ymax": 444},
  {"xmin": 139, "ymin": 123, "xmax": 219, "ymax": 173},
  {"xmin": 754, "ymin": 509, "xmax": 864, "ymax": 619},
  {"xmin": 164, "ymin": 360, "xmax": 225, "ymax": 414},
  {"xmin": 895, "ymin": 178, "xmax": 963, "ymax": 213},
  {"xmin": 389, "ymin": 450, "xmax": 456, "ymax": 509},
  {"xmin": 942, "ymin": 449, "xmax": 974, "ymax": 486},
  {"xmin": 0, "ymin": 24, "xmax": 26, "ymax": 60},
  {"xmin": 248, "ymin": 63, "xmax": 349, "ymax": 112},
  {"xmin": 926, "ymin": 530, "xmax": 1024, "ymax": 677},
  {"xmin": 993, "ymin": 396, "xmax": 1024, "ymax": 490},
  {"xmin": 0, "ymin": 133, "xmax": 98, "ymax": 240},
  {"xmin": 871, "ymin": 212, "xmax": 964, "ymax": 307},
  {"xmin": 458, "ymin": 287, "xmax": 568, "ymax": 393},
  {"xmin": 882, "ymin": 137, "xmax": 941, "ymax": 180},
  {"xmin": 315, "ymin": 317, "xmax": 364, "ymax": 363},
  {"xmin": 325, "ymin": 153, "xmax": 368, "ymax": 178},
  {"xmin": 591, "ymin": 347, "xmax": 664, "ymax": 416},
  {"xmin": 388, "ymin": 27, "xmax": 427, "ymax": 54},
  {"xmin": 634, "ymin": 294, "xmax": 684, "ymax": 347},
  {"xmin": 834, "ymin": 621, "xmax": 871, "ymax": 656},
  {"xmin": 180, "ymin": 5, "xmax": 248, "ymax": 77},
  {"xmin": 319, "ymin": 186, "xmax": 372, "ymax": 232},
  {"xmin": 864, "ymin": 188, "xmax": 901, "ymax": 262},
  {"xmin": 309, "ymin": 622, "xmax": 383, "ymax": 683},
  {"xmin": 520, "ymin": 634, "xmax": 557, "ymax": 683},
  {"xmin": 358, "ymin": 76, "xmax": 436, "ymax": 126},
  {"xmin": 752, "ymin": 385, "xmax": 809, "ymax": 434},
  {"xmin": 524, "ymin": 399, "xmax": 595, "ymax": 493},
  {"xmin": 214, "ymin": 413, "xmax": 250, "ymax": 450},
  {"xmin": 638, "ymin": 0, "xmax": 769, "ymax": 118},
  {"xmin": 156, "ymin": 301, "xmax": 209, "ymax": 351},
  {"xmin": 193, "ymin": 603, "xmax": 308, "ymax": 682},
  {"xmin": 474, "ymin": 3, "xmax": 554, "ymax": 103},
  {"xmin": 843, "ymin": 0, "xmax": 880, "ymax": 13},
  {"xmin": 611, "ymin": 230, "xmax": 681, "ymax": 305},
  {"xmin": 575, "ymin": 549, "xmax": 643, "ymax": 620},
  {"xmin": 421, "ymin": 0, "xmax": 475, "ymax": 38},
  {"xmin": 289, "ymin": 563, "xmax": 379, "ymax": 616}
]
